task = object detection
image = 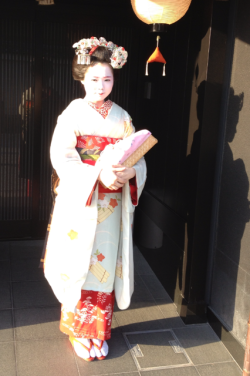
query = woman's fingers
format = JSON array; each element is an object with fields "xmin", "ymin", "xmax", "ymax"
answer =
[
  {"xmin": 112, "ymin": 165, "xmax": 126, "ymax": 172},
  {"xmin": 116, "ymin": 167, "xmax": 136, "ymax": 181},
  {"xmin": 110, "ymin": 182, "xmax": 124, "ymax": 190},
  {"xmin": 115, "ymin": 176, "xmax": 127, "ymax": 184},
  {"xmin": 114, "ymin": 181, "xmax": 124, "ymax": 188},
  {"xmin": 99, "ymin": 165, "xmax": 131, "ymax": 189},
  {"xmin": 115, "ymin": 171, "xmax": 126, "ymax": 178}
]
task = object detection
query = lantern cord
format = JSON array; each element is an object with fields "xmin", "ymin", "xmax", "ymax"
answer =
[
  {"xmin": 163, "ymin": 64, "xmax": 166, "ymax": 76},
  {"xmin": 156, "ymin": 35, "xmax": 160, "ymax": 47},
  {"xmin": 145, "ymin": 62, "xmax": 149, "ymax": 76}
]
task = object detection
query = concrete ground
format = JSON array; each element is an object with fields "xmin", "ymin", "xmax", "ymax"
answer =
[{"xmin": 0, "ymin": 241, "xmax": 242, "ymax": 376}]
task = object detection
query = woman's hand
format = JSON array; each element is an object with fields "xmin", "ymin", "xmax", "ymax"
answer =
[
  {"xmin": 98, "ymin": 164, "xmax": 136, "ymax": 190},
  {"xmin": 113, "ymin": 164, "xmax": 136, "ymax": 183}
]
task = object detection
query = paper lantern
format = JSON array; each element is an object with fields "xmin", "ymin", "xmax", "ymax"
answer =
[
  {"xmin": 131, "ymin": 0, "xmax": 192, "ymax": 26},
  {"xmin": 36, "ymin": 0, "xmax": 54, "ymax": 5}
]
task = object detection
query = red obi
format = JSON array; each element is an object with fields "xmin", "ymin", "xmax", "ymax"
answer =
[
  {"xmin": 76, "ymin": 135, "xmax": 122, "ymax": 194},
  {"xmin": 76, "ymin": 135, "xmax": 137, "ymax": 206}
]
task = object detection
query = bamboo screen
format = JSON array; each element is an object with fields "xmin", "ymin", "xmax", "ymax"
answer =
[
  {"xmin": 0, "ymin": 20, "xmax": 35, "ymax": 220},
  {"xmin": 0, "ymin": 19, "xmax": 133, "ymax": 229}
]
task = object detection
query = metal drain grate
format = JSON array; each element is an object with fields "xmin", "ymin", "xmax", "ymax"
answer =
[
  {"xmin": 123, "ymin": 329, "xmax": 193, "ymax": 372},
  {"xmin": 169, "ymin": 340, "xmax": 184, "ymax": 354},
  {"xmin": 130, "ymin": 344, "xmax": 144, "ymax": 357}
]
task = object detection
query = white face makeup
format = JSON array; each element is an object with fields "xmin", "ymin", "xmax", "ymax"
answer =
[{"xmin": 82, "ymin": 63, "xmax": 114, "ymax": 107}]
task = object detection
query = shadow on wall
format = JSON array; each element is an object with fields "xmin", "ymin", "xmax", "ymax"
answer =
[
  {"xmin": 181, "ymin": 82, "xmax": 207, "ymax": 300},
  {"xmin": 178, "ymin": 83, "xmax": 248, "ymax": 313},
  {"xmin": 211, "ymin": 87, "xmax": 250, "ymax": 333},
  {"xmin": 179, "ymin": 80, "xmax": 219, "ymax": 304}
]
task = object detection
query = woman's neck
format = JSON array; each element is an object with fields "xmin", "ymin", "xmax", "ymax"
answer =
[{"xmin": 84, "ymin": 97, "xmax": 104, "ymax": 108}]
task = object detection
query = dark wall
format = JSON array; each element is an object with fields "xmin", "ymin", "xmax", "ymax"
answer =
[
  {"xmin": 133, "ymin": 0, "xmax": 227, "ymax": 323},
  {"xmin": 209, "ymin": 0, "xmax": 250, "ymax": 348}
]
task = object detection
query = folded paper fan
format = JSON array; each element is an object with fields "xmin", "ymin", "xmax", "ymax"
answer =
[
  {"xmin": 99, "ymin": 130, "xmax": 158, "ymax": 168},
  {"xmin": 122, "ymin": 135, "xmax": 158, "ymax": 167},
  {"xmin": 118, "ymin": 130, "xmax": 152, "ymax": 164}
]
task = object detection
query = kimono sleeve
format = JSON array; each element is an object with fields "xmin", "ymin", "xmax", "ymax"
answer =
[
  {"xmin": 50, "ymin": 100, "xmax": 101, "ymax": 203},
  {"xmin": 123, "ymin": 111, "xmax": 147, "ymax": 207}
]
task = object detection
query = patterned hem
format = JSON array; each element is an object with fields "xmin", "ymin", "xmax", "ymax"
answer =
[{"xmin": 60, "ymin": 290, "xmax": 115, "ymax": 341}]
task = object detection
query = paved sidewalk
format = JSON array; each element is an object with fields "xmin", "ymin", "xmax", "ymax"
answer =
[{"xmin": 0, "ymin": 241, "xmax": 242, "ymax": 376}]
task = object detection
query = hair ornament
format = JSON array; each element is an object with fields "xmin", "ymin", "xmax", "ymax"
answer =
[{"xmin": 72, "ymin": 37, "xmax": 128, "ymax": 69}]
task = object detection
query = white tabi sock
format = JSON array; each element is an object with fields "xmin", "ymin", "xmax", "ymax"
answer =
[
  {"xmin": 92, "ymin": 339, "xmax": 109, "ymax": 358},
  {"xmin": 71, "ymin": 338, "xmax": 95, "ymax": 359}
]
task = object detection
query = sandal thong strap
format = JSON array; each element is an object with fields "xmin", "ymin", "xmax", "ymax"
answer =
[
  {"xmin": 69, "ymin": 337, "xmax": 95, "ymax": 361},
  {"xmin": 70, "ymin": 337, "xmax": 92, "ymax": 352},
  {"xmin": 92, "ymin": 340, "xmax": 104, "ymax": 351}
]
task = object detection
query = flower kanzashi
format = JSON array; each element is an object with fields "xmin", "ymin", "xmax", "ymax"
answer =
[{"xmin": 73, "ymin": 37, "xmax": 128, "ymax": 69}]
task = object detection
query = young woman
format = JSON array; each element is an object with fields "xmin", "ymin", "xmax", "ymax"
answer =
[{"xmin": 43, "ymin": 37, "xmax": 146, "ymax": 362}]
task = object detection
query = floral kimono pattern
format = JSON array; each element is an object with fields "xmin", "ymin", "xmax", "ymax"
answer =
[
  {"xmin": 60, "ymin": 190, "xmax": 121, "ymax": 340},
  {"xmin": 59, "ymin": 100, "xmax": 134, "ymax": 340}
]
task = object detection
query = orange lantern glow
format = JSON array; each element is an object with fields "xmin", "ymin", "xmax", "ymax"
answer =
[{"xmin": 131, "ymin": 0, "xmax": 192, "ymax": 26}]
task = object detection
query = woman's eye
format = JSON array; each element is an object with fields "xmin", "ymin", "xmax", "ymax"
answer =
[
  {"xmin": 91, "ymin": 79, "xmax": 97, "ymax": 82},
  {"xmin": 105, "ymin": 79, "xmax": 110, "ymax": 82}
]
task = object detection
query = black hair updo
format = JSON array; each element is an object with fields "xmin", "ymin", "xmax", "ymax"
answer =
[{"xmin": 72, "ymin": 46, "xmax": 119, "ymax": 82}]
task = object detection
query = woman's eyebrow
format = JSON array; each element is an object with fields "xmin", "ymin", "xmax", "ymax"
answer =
[{"xmin": 92, "ymin": 76, "xmax": 112, "ymax": 78}]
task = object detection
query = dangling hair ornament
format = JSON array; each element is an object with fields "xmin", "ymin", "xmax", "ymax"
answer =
[
  {"xmin": 72, "ymin": 37, "xmax": 128, "ymax": 69},
  {"xmin": 145, "ymin": 36, "xmax": 166, "ymax": 76}
]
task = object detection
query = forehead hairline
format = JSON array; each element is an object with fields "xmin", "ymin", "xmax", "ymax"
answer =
[
  {"xmin": 88, "ymin": 64, "xmax": 112, "ymax": 72},
  {"xmin": 91, "ymin": 75, "xmax": 112, "ymax": 78}
]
